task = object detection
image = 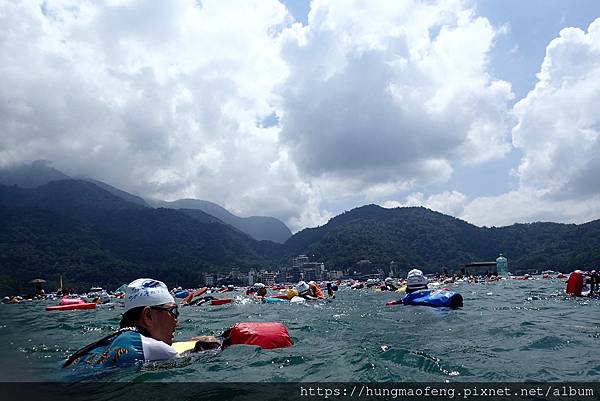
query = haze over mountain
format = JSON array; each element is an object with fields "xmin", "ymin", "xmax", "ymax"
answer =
[
  {"xmin": 0, "ymin": 161, "xmax": 291, "ymax": 243},
  {"xmin": 154, "ymin": 199, "xmax": 292, "ymax": 243}
]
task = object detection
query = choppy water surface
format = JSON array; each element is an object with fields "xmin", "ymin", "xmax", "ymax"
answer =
[{"xmin": 1, "ymin": 279, "xmax": 599, "ymax": 382}]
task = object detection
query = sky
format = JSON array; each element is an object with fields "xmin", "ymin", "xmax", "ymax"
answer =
[{"xmin": 1, "ymin": 0, "xmax": 600, "ymax": 233}]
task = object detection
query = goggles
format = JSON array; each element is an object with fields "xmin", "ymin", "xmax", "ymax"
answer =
[{"xmin": 151, "ymin": 305, "xmax": 179, "ymax": 319}]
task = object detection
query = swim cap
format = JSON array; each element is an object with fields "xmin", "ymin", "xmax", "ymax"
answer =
[
  {"xmin": 407, "ymin": 269, "xmax": 428, "ymax": 288},
  {"xmin": 295, "ymin": 281, "xmax": 309, "ymax": 294},
  {"xmin": 385, "ymin": 277, "xmax": 394, "ymax": 283},
  {"xmin": 252, "ymin": 282, "xmax": 266, "ymax": 289},
  {"xmin": 308, "ymin": 281, "xmax": 316, "ymax": 286},
  {"xmin": 124, "ymin": 278, "xmax": 175, "ymax": 313}
]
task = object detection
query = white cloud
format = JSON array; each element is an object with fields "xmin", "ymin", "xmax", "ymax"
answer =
[
  {"xmin": 382, "ymin": 190, "xmax": 468, "ymax": 218},
  {"xmin": 278, "ymin": 0, "xmax": 514, "ymax": 192},
  {"xmin": 0, "ymin": 0, "xmax": 322, "ymax": 231},
  {"xmin": 15, "ymin": 1, "xmax": 600, "ymax": 233},
  {"xmin": 512, "ymin": 18, "xmax": 600, "ymax": 198}
]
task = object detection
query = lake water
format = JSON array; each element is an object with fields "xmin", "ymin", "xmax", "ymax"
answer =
[{"xmin": 1, "ymin": 278, "xmax": 598, "ymax": 382}]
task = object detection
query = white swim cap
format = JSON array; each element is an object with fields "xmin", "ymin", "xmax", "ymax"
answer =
[
  {"xmin": 295, "ymin": 281, "xmax": 309, "ymax": 293},
  {"xmin": 308, "ymin": 281, "xmax": 316, "ymax": 286},
  {"xmin": 124, "ymin": 278, "xmax": 175, "ymax": 313},
  {"xmin": 407, "ymin": 269, "xmax": 428, "ymax": 287},
  {"xmin": 252, "ymin": 282, "xmax": 266, "ymax": 289}
]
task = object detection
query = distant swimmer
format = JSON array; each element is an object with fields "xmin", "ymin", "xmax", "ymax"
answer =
[
  {"xmin": 63, "ymin": 278, "xmax": 219, "ymax": 369},
  {"xmin": 326, "ymin": 282, "xmax": 336, "ymax": 299},
  {"xmin": 406, "ymin": 269, "xmax": 429, "ymax": 293},
  {"xmin": 308, "ymin": 281, "xmax": 325, "ymax": 299},
  {"xmin": 246, "ymin": 282, "xmax": 267, "ymax": 297},
  {"xmin": 295, "ymin": 281, "xmax": 319, "ymax": 300}
]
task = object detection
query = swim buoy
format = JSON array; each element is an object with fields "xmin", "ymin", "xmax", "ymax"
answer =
[
  {"xmin": 222, "ymin": 322, "xmax": 293, "ymax": 349},
  {"xmin": 566, "ymin": 271, "xmax": 584, "ymax": 296},
  {"xmin": 263, "ymin": 297, "xmax": 287, "ymax": 303},
  {"xmin": 210, "ymin": 298, "xmax": 233, "ymax": 305},
  {"xmin": 59, "ymin": 297, "xmax": 84, "ymax": 306},
  {"xmin": 401, "ymin": 289, "xmax": 463, "ymax": 308},
  {"xmin": 182, "ymin": 287, "xmax": 208, "ymax": 304},
  {"xmin": 47, "ymin": 302, "xmax": 97, "ymax": 311}
]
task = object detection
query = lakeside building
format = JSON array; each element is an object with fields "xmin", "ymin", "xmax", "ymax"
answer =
[
  {"xmin": 290, "ymin": 254, "xmax": 326, "ymax": 282},
  {"xmin": 259, "ymin": 270, "xmax": 277, "ymax": 285},
  {"xmin": 463, "ymin": 262, "xmax": 497, "ymax": 275}
]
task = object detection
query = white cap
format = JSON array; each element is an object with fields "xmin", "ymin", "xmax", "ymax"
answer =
[
  {"xmin": 308, "ymin": 281, "xmax": 316, "ymax": 286},
  {"xmin": 252, "ymin": 282, "xmax": 266, "ymax": 289},
  {"xmin": 295, "ymin": 281, "xmax": 309, "ymax": 293},
  {"xmin": 124, "ymin": 278, "xmax": 175, "ymax": 313},
  {"xmin": 384, "ymin": 277, "xmax": 394, "ymax": 283},
  {"xmin": 407, "ymin": 269, "xmax": 428, "ymax": 287}
]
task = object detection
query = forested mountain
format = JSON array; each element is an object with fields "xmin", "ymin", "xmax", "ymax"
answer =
[
  {"xmin": 0, "ymin": 181, "xmax": 282, "ymax": 295},
  {"xmin": 2, "ymin": 182, "xmax": 600, "ymax": 296},
  {"xmin": 0, "ymin": 161, "xmax": 292, "ymax": 243},
  {"xmin": 155, "ymin": 199, "xmax": 292, "ymax": 243},
  {"xmin": 285, "ymin": 204, "xmax": 600, "ymax": 273}
]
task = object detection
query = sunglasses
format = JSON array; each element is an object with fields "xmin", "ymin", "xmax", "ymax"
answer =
[{"xmin": 150, "ymin": 305, "xmax": 179, "ymax": 319}]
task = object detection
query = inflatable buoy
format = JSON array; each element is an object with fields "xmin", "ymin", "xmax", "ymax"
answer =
[
  {"xmin": 566, "ymin": 271, "xmax": 584, "ymax": 296},
  {"xmin": 59, "ymin": 297, "xmax": 84, "ymax": 306},
  {"xmin": 290, "ymin": 296, "xmax": 306, "ymax": 304},
  {"xmin": 47, "ymin": 302, "xmax": 97, "ymax": 311},
  {"xmin": 222, "ymin": 322, "xmax": 293, "ymax": 349},
  {"xmin": 172, "ymin": 341, "xmax": 197, "ymax": 353},
  {"xmin": 181, "ymin": 287, "xmax": 208, "ymax": 304},
  {"xmin": 263, "ymin": 297, "xmax": 287, "ymax": 303},
  {"xmin": 210, "ymin": 298, "xmax": 233, "ymax": 305},
  {"xmin": 401, "ymin": 289, "xmax": 463, "ymax": 308}
]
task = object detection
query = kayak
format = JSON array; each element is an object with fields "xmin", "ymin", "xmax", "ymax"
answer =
[{"xmin": 47, "ymin": 302, "xmax": 97, "ymax": 311}]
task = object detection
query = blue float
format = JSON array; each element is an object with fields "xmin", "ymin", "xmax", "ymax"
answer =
[{"xmin": 401, "ymin": 289, "xmax": 463, "ymax": 308}]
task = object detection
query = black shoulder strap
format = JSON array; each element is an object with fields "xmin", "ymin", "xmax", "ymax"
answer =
[{"xmin": 62, "ymin": 326, "xmax": 139, "ymax": 368}]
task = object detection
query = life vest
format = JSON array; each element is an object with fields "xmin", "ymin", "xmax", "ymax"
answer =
[{"xmin": 222, "ymin": 322, "xmax": 293, "ymax": 349}]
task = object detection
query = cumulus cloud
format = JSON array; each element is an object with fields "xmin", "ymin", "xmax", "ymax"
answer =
[
  {"xmin": 17, "ymin": 0, "xmax": 594, "ymax": 232},
  {"xmin": 278, "ymin": 0, "xmax": 514, "ymax": 197},
  {"xmin": 382, "ymin": 190, "xmax": 468, "ymax": 218},
  {"xmin": 456, "ymin": 17, "xmax": 600, "ymax": 227},
  {"xmin": 0, "ymin": 0, "xmax": 321, "ymax": 229},
  {"xmin": 512, "ymin": 18, "xmax": 600, "ymax": 198},
  {"xmin": 379, "ymin": 17, "xmax": 600, "ymax": 228}
]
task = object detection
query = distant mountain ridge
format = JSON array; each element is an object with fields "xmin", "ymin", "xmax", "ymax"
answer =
[
  {"xmin": 0, "ymin": 161, "xmax": 291, "ymax": 243},
  {"xmin": 286, "ymin": 204, "xmax": 600, "ymax": 274},
  {"xmin": 154, "ymin": 198, "xmax": 292, "ymax": 243},
  {"xmin": 0, "ymin": 180, "xmax": 282, "ymax": 295},
  {"xmin": 2, "ymin": 164, "xmax": 600, "ymax": 295}
]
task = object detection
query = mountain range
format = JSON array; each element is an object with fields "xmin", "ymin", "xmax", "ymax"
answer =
[
  {"xmin": 1, "ymin": 162, "xmax": 600, "ymax": 295},
  {"xmin": 0, "ymin": 161, "xmax": 292, "ymax": 243}
]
